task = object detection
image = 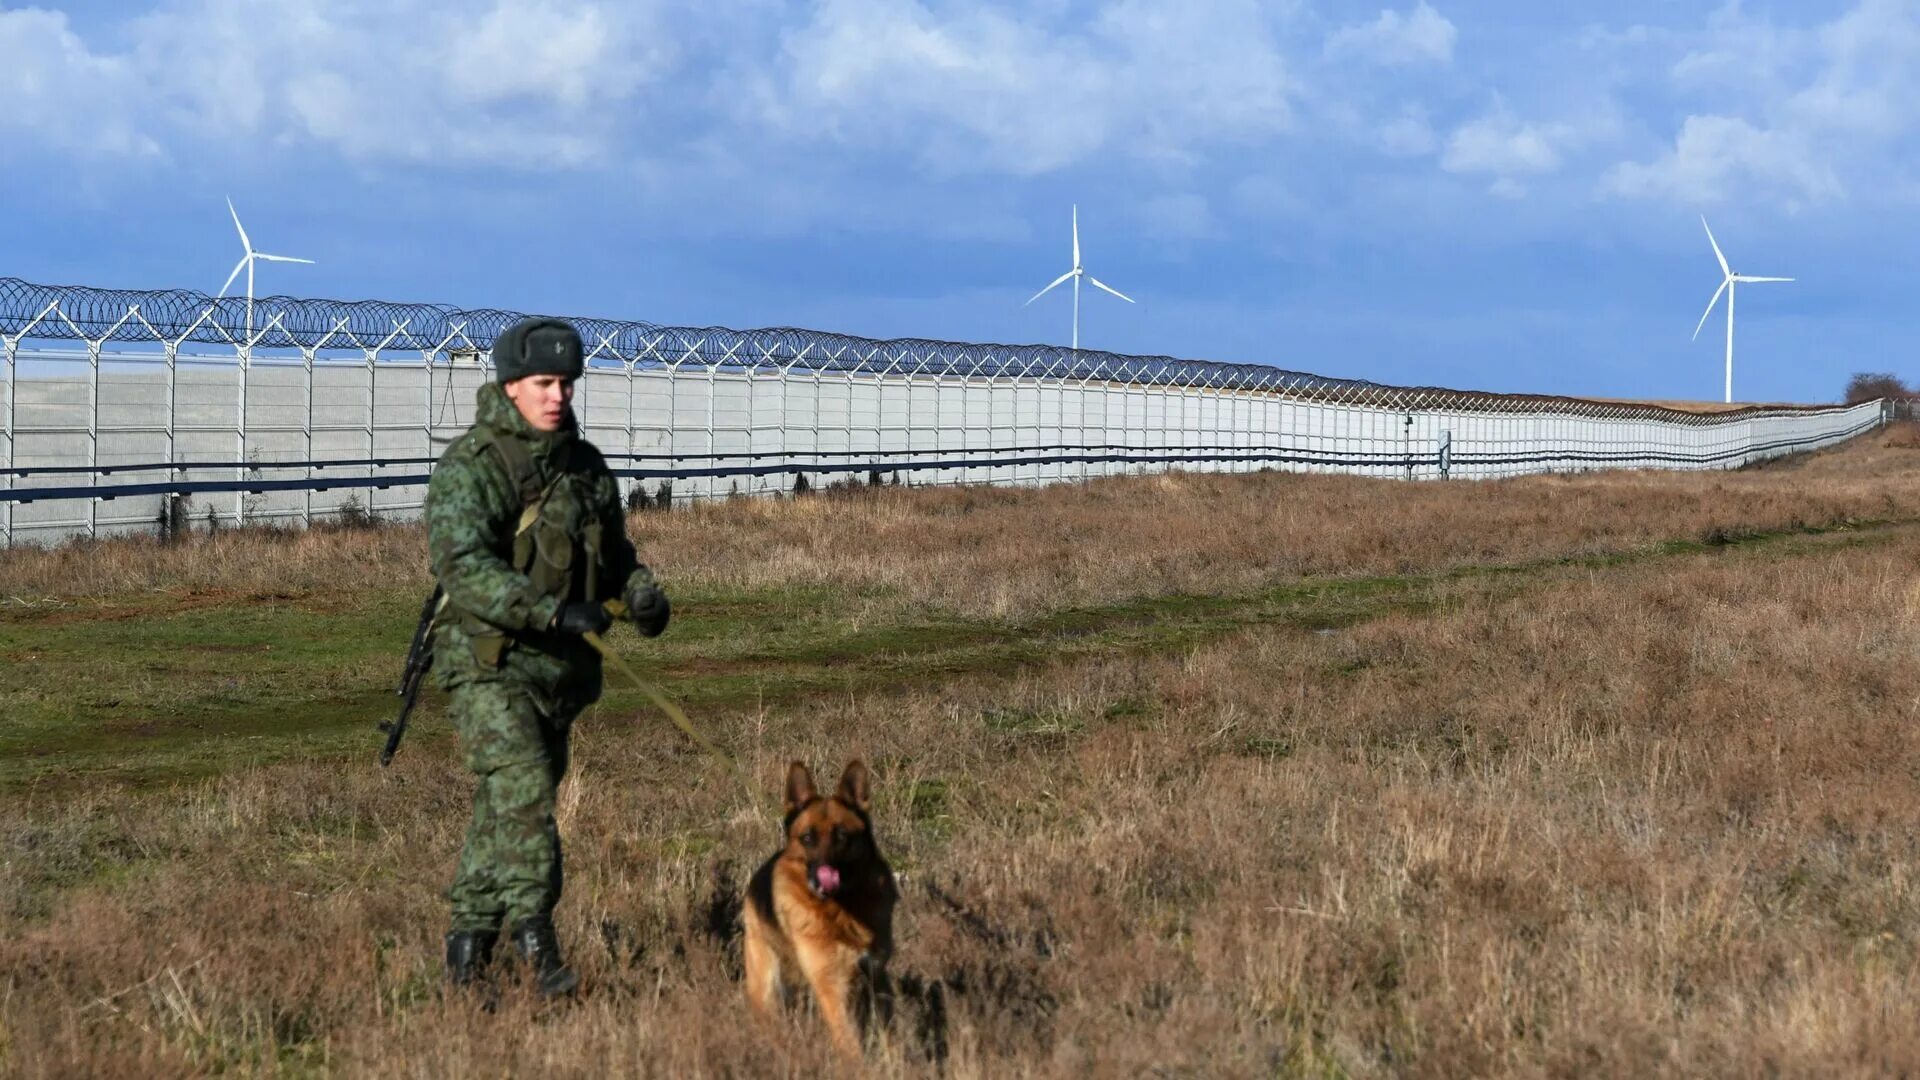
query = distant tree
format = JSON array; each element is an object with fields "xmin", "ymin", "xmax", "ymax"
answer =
[{"xmin": 1844, "ymin": 372, "xmax": 1912, "ymax": 404}]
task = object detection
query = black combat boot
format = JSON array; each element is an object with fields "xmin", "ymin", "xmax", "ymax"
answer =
[
  {"xmin": 445, "ymin": 928, "xmax": 499, "ymax": 988},
  {"xmin": 509, "ymin": 914, "xmax": 579, "ymax": 999}
]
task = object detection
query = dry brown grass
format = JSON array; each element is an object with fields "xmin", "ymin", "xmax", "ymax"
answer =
[
  {"xmin": 1881, "ymin": 423, "xmax": 1920, "ymax": 450},
  {"xmin": 9, "ymin": 430, "xmax": 1920, "ymax": 620},
  {"xmin": 7, "ymin": 436, "xmax": 1920, "ymax": 1076}
]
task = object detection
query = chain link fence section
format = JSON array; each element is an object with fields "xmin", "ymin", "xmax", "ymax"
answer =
[{"xmin": 0, "ymin": 276, "xmax": 1889, "ymax": 545}]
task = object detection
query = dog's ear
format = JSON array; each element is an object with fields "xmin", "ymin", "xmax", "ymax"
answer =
[
  {"xmin": 836, "ymin": 760, "xmax": 872, "ymax": 814},
  {"xmin": 784, "ymin": 761, "xmax": 818, "ymax": 813}
]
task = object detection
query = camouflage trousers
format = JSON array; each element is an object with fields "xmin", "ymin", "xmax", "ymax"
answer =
[{"xmin": 446, "ymin": 681, "xmax": 577, "ymax": 932}]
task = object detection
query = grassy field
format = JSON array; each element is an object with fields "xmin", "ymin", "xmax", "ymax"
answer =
[{"xmin": 6, "ymin": 431, "xmax": 1920, "ymax": 1076}]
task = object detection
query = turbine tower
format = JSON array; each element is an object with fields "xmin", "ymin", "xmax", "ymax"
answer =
[
  {"xmin": 216, "ymin": 198, "xmax": 312, "ymax": 528},
  {"xmin": 1692, "ymin": 216, "xmax": 1792, "ymax": 404},
  {"xmin": 219, "ymin": 197, "xmax": 313, "ymax": 338},
  {"xmin": 1025, "ymin": 205, "xmax": 1134, "ymax": 351}
]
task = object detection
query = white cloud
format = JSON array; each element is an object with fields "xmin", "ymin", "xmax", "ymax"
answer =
[
  {"xmin": 1669, "ymin": 6, "xmax": 1806, "ymax": 92},
  {"xmin": 1786, "ymin": 0, "xmax": 1920, "ymax": 138},
  {"xmin": 0, "ymin": 7, "xmax": 158, "ymax": 158},
  {"xmin": 745, "ymin": 0, "xmax": 1299, "ymax": 176},
  {"xmin": 1325, "ymin": 2, "xmax": 1456, "ymax": 67},
  {"xmin": 442, "ymin": 1, "xmax": 650, "ymax": 111},
  {"xmin": 12, "ymin": 0, "xmax": 1913, "ymax": 228},
  {"xmin": 1434, "ymin": 99, "xmax": 1617, "ymax": 200},
  {"xmin": 1442, "ymin": 108, "xmax": 1565, "ymax": 177},
  {"xmin": 1607, "ymin": 0, "xmax": 1920, "ymax": 208},
  {"xmin": 751, "ymin": 0, "xmax": 1109, "ymax": 173},
  {"xmin": 1376, "ymin": 109, "xmax": 1438, "ymax": 157},
  {"xmin": 3, "ymin": 0, "xmax": 676, "ymax": 167},
  {"xmin": 1602, "ymin": 114, "xmax": 1841, "ymax": 206}
]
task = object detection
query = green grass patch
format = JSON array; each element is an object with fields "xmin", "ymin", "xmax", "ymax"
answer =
[{"xmin": 3, "ymin": 517, "xmax": 1907, "ymax": 792}]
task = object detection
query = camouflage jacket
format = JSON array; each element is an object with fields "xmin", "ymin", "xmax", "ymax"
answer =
[{"xmin": 425, "ymin": 381, "xmax": 652, "ymax": 700}]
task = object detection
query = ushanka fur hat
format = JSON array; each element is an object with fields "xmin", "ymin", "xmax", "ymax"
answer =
[{"xmin": 492, "ymin": 317, "xmax": 584, "ymax": 384}]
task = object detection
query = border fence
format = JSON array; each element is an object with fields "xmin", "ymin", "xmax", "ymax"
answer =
[{"xmin": 0, "ymin": 276, "xmax": 1887, "ymax": 546}]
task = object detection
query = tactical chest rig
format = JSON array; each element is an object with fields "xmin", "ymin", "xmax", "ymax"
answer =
[
  {"xmin": 381, "ymin": 426, "xmax": 611, "ymax": 764},
  {"xmin": 460, "ymin": 425, "xmax": 610, "ymax": 668}
]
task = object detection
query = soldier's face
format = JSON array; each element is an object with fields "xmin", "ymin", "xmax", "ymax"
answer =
[{"xmin": 504, "ymin": 374, "xmax": 575, "ymax": 432}]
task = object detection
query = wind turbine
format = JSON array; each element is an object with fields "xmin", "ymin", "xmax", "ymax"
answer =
[
  {"xmin": 218, "ymin": 197, "xmax": 313, "ymax": 338},
  {"xmin": 1025, "ymin": 205, "xmax": 1134, "ymax": 351},
  {"xmin": 1692, "ymin": 215, "xmax": 1792, "ymax": 404}
]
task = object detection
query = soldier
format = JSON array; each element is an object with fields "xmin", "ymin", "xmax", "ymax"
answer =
[{"xmin": 425, "ymin": 316, "xmax": 671, "ymax": 997}]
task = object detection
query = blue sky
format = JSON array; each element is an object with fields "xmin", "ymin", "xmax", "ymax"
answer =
[{"xmin": 2, "ymin": 0, "xmax": 1916, "ymax": 402}]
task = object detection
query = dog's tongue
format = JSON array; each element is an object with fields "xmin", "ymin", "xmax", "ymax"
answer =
[{"xmin": 813, "ymin": 864, "xmax": 842, "ymax": 894}]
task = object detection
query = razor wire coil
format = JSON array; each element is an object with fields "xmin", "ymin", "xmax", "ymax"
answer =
[{"xmin": 0, "ymin": 276, "xmax": 1848, "ymax": 425}]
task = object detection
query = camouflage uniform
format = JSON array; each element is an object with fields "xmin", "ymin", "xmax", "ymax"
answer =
[{"xmin": 426, "ymin": 378, "xmax": 657, "ymax": 935}]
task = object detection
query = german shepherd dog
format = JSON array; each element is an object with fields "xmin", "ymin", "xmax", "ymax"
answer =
[{"xmin": 743, "ymin": 760, "xmax": 898, "ymax": 1054}]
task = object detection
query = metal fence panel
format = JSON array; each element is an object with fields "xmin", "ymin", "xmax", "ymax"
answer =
[{"xmin": 0, "ymin": 277, "xmax": 1888, "ymax": 545}]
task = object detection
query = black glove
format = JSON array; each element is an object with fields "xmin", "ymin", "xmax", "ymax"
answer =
[
  {"xmin": 626, "ymin": 582, "xmax": 671, "ymax": 638},
  {"xmin": 553, "ymin": 601, "xmax": 612, "ymax": 637}
]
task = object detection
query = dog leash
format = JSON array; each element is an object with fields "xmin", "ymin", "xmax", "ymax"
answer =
[{"xmin": 588, "ymin": 599, "xmax": 736, "ymax": 767}]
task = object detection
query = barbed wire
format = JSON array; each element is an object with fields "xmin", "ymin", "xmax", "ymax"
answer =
[{"xmin": 0, "ymin": 276, "xmax": 1850, "ymax": 423}]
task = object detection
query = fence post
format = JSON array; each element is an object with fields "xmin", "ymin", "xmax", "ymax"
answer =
[
  {"xmin": 844, "ymin": 366, "xmax": 856, "ymax": 490},
  {"xmin": 900, "ymin": 356, "xmax": 912, "ymax": 488},
  {"xmin": 422, "ymin": 345, "xmax": 434, "ymax": 509},
  {"xmin": 1077, "ymin": 365, "xmax": 1093, "ymax": 484},
  {"xmin": 164, "ymin": 339, "xmax": 178, "ymax": 530},
  {"xmin": 78, "ymin": 307, "xmax": 137, "ymax": 538},
  {"xmin": 87, "ymin": 336, "xmax": 101, "ymax": 537},
  {"xmin": 625, "ymin": 356, "xmax": 637, "ymax": 505},
  {"xmin": 1210, "ymin": 377, "xmax": 1224, "ymax": 478},
  {"xmin": 811, "ymin": 363, "xmax": 824, "ymax": 493},
  {"xmin": 1100, "ymin": 368, "xmax": 1113, "ymax": 479},
  {"xmin": 872, "ymin": 356, "xmax": 887, "ymax": 486},
  {"xmin": 706, "ymin": 362, "xmax": 718, "ymax": 502},
  {"xmin": 1262, "ymin": 376, "xmax": 1276, "ymax": 473},
  {"xmin": 1029, "ymin": 357, "xmax": 1044, "ymax": 484},
  {"xmin": 666, "ymin": 358, "xmax": 680, "ymax": 505},
  {"xmin": 2, "ymin": 333, "xmax": 13, "ymax": 548},
  {"xmin": 236, "ymin": 333, "xmax": 249, "ymax": 527},
  {"xmin": 366, "ymin": 340, "xmax": 377, "ymax": 516},
  {"xmin": 303, "ymin": 343, "xmax": 316, "ymax": 528},
  {"xmin": 779, "ymin": 355, "xmax": 795, "ymax": 497},
  {"xmin": 1158, "ymin": 376, "xmax": 1173, "ymax": 477}
]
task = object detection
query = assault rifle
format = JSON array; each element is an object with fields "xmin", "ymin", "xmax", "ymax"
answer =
[
  {"xmin": 378, "ymin": 591, "xmax": 723, "ymax": 768},
  {"xmin": 379, "ymin": 584, "xmax": 444, "ymax": 766}
]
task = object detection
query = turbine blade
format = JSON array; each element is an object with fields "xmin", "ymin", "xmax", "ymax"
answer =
[
  {"xmin": 1072, "ymin": 205, "xmax": 1080, "ymax": 270},
  {"xmin": 1086, "ymin": 275, "xmax": 1135, "ymax": 303},
  {"xmin": 227, "ymin": 196, "xmax": 252, "ymax": 254},
  {"xmin": 1025, "ymin": 269, "xmax": 1075, "ymax": 306},
  {"xmin": 1734, "ymin": 275, "xmax": 1792, "ymax": 283},
  {"xmin": 255, "ymin": 253, "xmax": 315, "ymax": 265},
  {"xmin": 1692, "ymin": 279, "xmax": 1728, "ymax": 341},
  {"xmin": 1701, "ymin": 215, "xmax": 1729, "ymax": 277},
  {"xmin": 219, "ymin": 255, "xmax": 249, "ymax": 298}
]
